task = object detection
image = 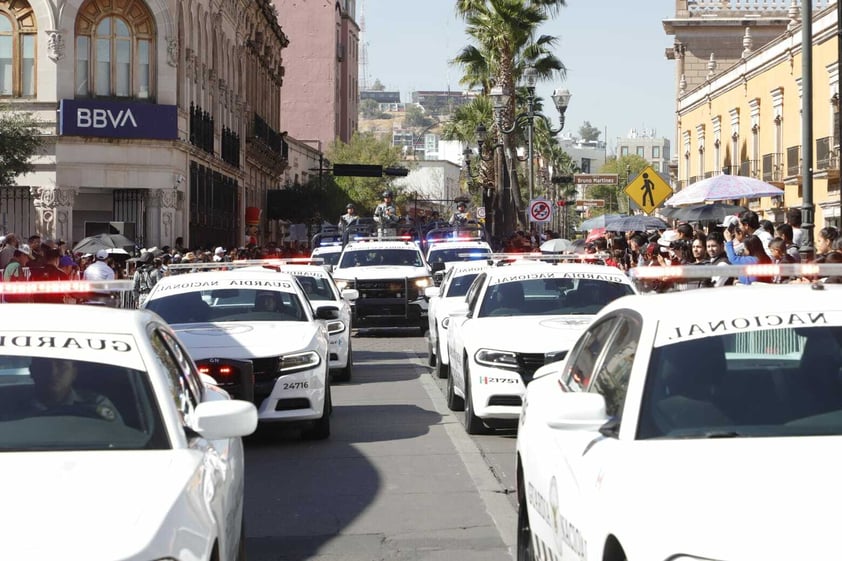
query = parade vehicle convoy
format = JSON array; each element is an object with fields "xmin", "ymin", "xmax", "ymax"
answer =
[
  {"xmin": 425, "ymin": 261, "xmax": 492, "ymax": 377},
  {"xmin": 446, "ymin": 255, "xmax": 637, "ymax": 434},
  {"xmin": 332, "ymin": 236, "xmax": 433, "ymax": 333},
  {"xmin": 0, "ymin": 286, "xmax": 257, "ymax": 561},
  {"xmin": 516, "ymin": 263, "xmax": 842, "ymax": 561},
  {"xmin": 144, "ymin": 267, "xmax": 335, "ymax": 439}
]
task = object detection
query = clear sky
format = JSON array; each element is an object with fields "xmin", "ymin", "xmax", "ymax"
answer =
[{"xmin": 362, "ymin": 1, "xmax": 677, "ymax": 152}]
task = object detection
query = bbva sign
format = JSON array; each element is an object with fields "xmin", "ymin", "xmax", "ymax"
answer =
[{"xmin": 60, "ymin": 99, "xmax": 177, "ymax": 140}]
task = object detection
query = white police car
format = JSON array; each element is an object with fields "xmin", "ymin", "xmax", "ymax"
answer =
[
  {"xmin": 425, "ymin": 261, "xmax": 491, "ymax": 378},
  {"xmin": 516, "ymin": 264, "xmax": 842, "ymax": 561},
  {"xmin": 446, "ymin": 257, "xmax": 636, "ymax": 434},
  {"xmin": 424, "ymin": 225, "xmax": 492, "ymax": 279},
  {"xmin": 332, "ymin": 237, "xmax": 432, "ymax": 333},
  {"xmin": 144, "ymin": 269, "xmax": 334, "ymax": 439},
  {"xmin": 0, "ymin": 295, "xmax": 256, "ymax": 560}
]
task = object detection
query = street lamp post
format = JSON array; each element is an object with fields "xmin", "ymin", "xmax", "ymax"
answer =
[{"xmin": 491, "ymin": 67, "xmax": 571, "ymax": 204}]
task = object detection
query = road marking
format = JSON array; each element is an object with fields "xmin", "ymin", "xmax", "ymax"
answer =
[{"xmin": 412, "ymin": 353, "xmax": 517, "ymax": 556}]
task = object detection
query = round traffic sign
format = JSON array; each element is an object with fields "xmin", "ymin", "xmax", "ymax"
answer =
[{"xmin": 528, "ymin": 199, "xmax": 552, "ymax": 222}]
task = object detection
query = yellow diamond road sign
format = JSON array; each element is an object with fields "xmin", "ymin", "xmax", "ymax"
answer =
[{"xmin": 624, "ymin": 166, "xmax": 673, "ymax": 215}]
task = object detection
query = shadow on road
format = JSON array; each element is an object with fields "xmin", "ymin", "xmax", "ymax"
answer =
[{"xmin": 243, "ymin": 402, "xmax": 443, "ymax": 561}]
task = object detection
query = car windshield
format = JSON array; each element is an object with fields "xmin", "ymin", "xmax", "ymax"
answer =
[
  {"xmin": 147, "ymin": 288, "xmax": 307, "ymax": 323},
  {"xmin": 638, "ymin": 325, "xmax": 842, "ymax": 439},
  {"xmin": 446, "ymin": 273, "xmax": 481, "ymax": 298},
  {"xmin": 428, "ymin": 247, "xmax": 491, "ymax": 264},
  {"xmin": 477, "ymin": 277, "xmax": 634, "ymax": 318},
  {"xmin": 294, "ymin": 274, "xmax": 336, "ymax": 301},
  {"xmin": 0, "ymin": 356, "xmax": 168, "ymax": 451},
  {"xmin": 339, "ymin": 249, "xmax": 423, "ymax": 268}
]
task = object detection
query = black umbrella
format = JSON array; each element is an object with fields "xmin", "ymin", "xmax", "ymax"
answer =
[
  {"xmin": 671, "ymin": 203, "xmax": 747, "ymax": 222},
  {"xmin": 73, "ymin": 233, "xmax": 136, "ymax": 254},
  {"xmin": 605, "ymin": 214, "xmax": 670, "ymax": 232}
]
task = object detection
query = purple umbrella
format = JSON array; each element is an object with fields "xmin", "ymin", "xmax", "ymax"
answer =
[{"xmin": 665, "ymin": 175, "xmax": 784, "ymax": 206}]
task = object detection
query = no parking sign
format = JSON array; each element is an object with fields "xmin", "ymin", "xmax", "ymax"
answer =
[{"xmin": 527, "ymin": 198, "xmax": 553, "ymax": 223}]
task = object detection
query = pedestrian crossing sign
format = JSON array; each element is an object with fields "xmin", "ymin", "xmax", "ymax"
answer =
[{"xmin": 624, "ymin": 166, "xmax": 673, "ymax": 215}]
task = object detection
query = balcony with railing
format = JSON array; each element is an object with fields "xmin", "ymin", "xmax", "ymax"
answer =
[
  {"xmin": 786, "ymin": 145, "xmax": 801, "ymax": 178},
  {"xmin": 761, "ymin": 153, "xmax": 782, "ymax": 182},
  {"xmin": 738, "ymin": 160, "xmax": 757, "ymax": 178},
  {"xmin": 816, "ymin": 137, "xmax": 837, "ymax": 171}
]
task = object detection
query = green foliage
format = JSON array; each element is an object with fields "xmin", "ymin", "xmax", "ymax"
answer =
[
  {"xmin": 360, "ymin": 99, "xmax": 387, "ymax": 119},
  {"xmin": 591, "ymin": 154, "xmax": 652, "ymax": 214},
  {"xmin": 327, "ymin": 132, "xmax": 406, "ymax": 213},
  {"xmin": 370, "ymin": 79, "xmax": 386, "ymax": 92},
  {"xmin": 578, "ymin": 121, "xmax": 601, "ymax": 142},
  {"xmin": 404, "ymin": 104, "xmax": 433, "ymax": 129},
  {"xmin": 280, "ymin": 175, "xmax": 350, "ymax": 224},
  {"xmin": 0, "ymin": 105, "xmax": 43, "ymax": 186}
]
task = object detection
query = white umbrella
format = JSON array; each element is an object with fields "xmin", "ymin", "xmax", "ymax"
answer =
[
  {"xmin": 665, "ymin": 174, "xmax": 784, "ymax": 206},
  {"xmin": 540, "ymin": 238, "xmax": 573, "ymax": 253}
]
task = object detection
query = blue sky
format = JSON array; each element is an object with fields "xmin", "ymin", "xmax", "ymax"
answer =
[{"xmin": 363, "ymin": 1, "xmax": 676, "ymax": 152}]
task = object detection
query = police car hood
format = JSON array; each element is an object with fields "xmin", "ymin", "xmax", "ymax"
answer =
[
  {"xmin": 2, "ymin": 450, "xmax": 210, "ymax": 559},
  {"xmin": 333, "ymin": 266, "xmax": 429, "ymax": 280},
  {"xmin": 612, "ymin": 438, "xmax": 842, "ymax": 559},
  {"xmin": 172, "ymin": 321, "xmax": 317, "ymax": 359},
  {"xmin": 466, "ymin": 316, "xmax": 590, "ymax": 353}
]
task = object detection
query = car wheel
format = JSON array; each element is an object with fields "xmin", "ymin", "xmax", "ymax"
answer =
[
  {"xmin": 427, "ymin": 333, "xmax": 436, "ymax": 366},
  {"xmin": 446, "ymin": 367, "xmax": 464, "ymax": 411},
  {"xmin": 302, "ymin": 381, "xmax": 331, "ymax": 440},
  {"xmin": 463, "ymin": 365, "xmax": 488, "ymax": 435},
  {"xmin": 334, "ymin": 340, "xmax": 352, "ymax": 383},
  {"xmin": 435, "ymin": 338, "xmax": 449, "ymax": 379},
  {"xmin": 516, "ymin": 483, "xmax": 535, "ymax": 561}
]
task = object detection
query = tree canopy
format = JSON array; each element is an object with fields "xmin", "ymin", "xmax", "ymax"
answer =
[
  {"xmin": 578, "ymin": 121, "xmax": 601, "ymax": 142},
  {"xmin": 0, "ymin": 106, "xmax": 43, "ymax": 186}
]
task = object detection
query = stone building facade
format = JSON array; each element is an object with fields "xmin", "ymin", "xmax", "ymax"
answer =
[{"xmin": 1, "ymin": 0, "xmax": 288, "ymax": 251}]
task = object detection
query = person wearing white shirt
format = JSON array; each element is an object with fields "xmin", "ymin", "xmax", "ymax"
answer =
[{"xmin": 83, "ymin": 249, "xmax": 115, "ymax": 280}]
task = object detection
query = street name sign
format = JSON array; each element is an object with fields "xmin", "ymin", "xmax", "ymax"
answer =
[
  {"xmin": 623, "ymin": 166, "xmax": 673, "ymax": 215},
  {"xmin": 574, "ymin": 174, "xmax": 618, "ymax": 185}
]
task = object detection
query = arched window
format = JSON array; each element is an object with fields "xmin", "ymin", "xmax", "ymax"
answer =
[
  {"xmin": 75, "ymin": 0, "xmax": 155, "ymax": 99},
  {"xmin": 0, "ymin": 1, "xmax": 37, "ymax": 97}
]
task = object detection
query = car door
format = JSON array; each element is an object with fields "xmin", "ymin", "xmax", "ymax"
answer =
[
  {"xmin": 526, "ymin": 315, "xmax": 633, "ymax": 560},
  {"xmin": 448, "ymin": 272, "xmax": 487, "ymax": 393},
  {"xmin": 151, "ymin": 327, "xmax": 241, "ymax": 560}
]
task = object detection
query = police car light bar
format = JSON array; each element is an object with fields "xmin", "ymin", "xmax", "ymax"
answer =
[
  {"xmin": 348, "ymin": 235, "xmax": 415, "ymax": 243},
  {"xmin": 0, "ymin": 280, "xmax": 134, "ymax": 295},
  {"xmin": 477, "ymin": 252, "xmax": 610, "ymax": 262},
  {"xmin": 166, "ymin": 258, "xmax": 326, "ymax": 271},
  {"xmin": 628, "ymin": 263, "xmax": 842, "ymax": 280}
]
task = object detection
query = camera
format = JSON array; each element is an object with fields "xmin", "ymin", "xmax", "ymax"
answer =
[{"xmin": 669, "ymin": 239, "xmax": 691, "ymax": 251}]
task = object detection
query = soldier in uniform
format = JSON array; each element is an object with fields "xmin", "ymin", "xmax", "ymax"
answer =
[
  {"xmin": 338, "ymin": 203, "xmax": 359, "ymax": 234},
  {"xmin": 449, "ymin": 201, "xmax": 471, "ymax": 226},
  {"xmin": 19, "ymin": 357, "xmax": 123, "ymax": 423},
  {"xmin": 373, "ymin": 190, "xmax": 399, "ymax": 237}
]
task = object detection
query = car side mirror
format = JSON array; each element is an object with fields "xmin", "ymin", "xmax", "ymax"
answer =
[
  {"xmin": 545, "ymin": 393, "xmax": 609, "ymax": 431},
  {"xmin": 191, "ymin": 400, "xmax": 257, "ymax": 440},
  {"xmin": 341, "ymin": 288, "xmax": 359, "ymax": 301},
  {"xmin": 424, "ymin": 286, "xmax": 441, "ymax": 298},
  {"xmin": 315, "ymin": 306, "xmax": 340, "ymax": 320}
]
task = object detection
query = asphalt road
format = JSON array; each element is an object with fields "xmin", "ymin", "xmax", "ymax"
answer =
[{"xmin": 243, "ymin": 329, "xmax": 519, "ymax": 561}]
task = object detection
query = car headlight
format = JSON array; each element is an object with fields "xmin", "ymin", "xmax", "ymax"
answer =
[
  {"xmin": 326, "ymin": 320, "xmax": 346, "ymax": 335},
  {"xmin": 334, "ymin": 279, "xmax": 353, "ymax": 290},
  {"xmin": 414, "ymin": 277, "xmax": 433, "ymax": 288},
  {"xmin": 475, "ymin": 348, "xmax": 519, "ymax": 370},
  {"xmin": 279, "ymin": 351, "xmax": 321, "ymax": 373}
]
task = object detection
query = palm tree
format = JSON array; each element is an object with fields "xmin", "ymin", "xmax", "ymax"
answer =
[{"xmin": 453, "ymin": 0, "xmax": 568, "ymax": 235}]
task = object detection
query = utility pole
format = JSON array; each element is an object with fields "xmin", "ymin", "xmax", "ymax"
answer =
[{"xmin": 801, "ymin": 0, "xmax": 814, "ymax": 255}]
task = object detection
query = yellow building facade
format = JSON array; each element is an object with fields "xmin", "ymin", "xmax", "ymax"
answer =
[{"xmin": 674, "ymin": 4, "xmax": 839, "ymax": 228}]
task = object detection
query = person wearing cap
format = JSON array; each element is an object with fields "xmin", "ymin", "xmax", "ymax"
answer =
[
  {"xmin": 213, "ymin": 246, "xmax": 226, "ymax": 263},
  {"xmin": 449, "ymin": 201, "xmax": 471, "ymax": 227},
  {"xmin": 373, "ymin": 190, "xmax": 399, "ymax": 237},
  {"xmin": 3, "ymin": 243, "xmax": 32, "ymax": 283},
  {"xmin": 338, "ymin": 203, "xmax": 359, "ymax": 234},
  {"xmin": 83, "ymin": 249, "xmax": 116, "ymax": 281},
  {"xmin": 59, "ymin": 254, "xmax": 78, "ymax": 279},
  {"xmin": 132, "ymin": 252, "xmax": 156, "ymax": 306}
]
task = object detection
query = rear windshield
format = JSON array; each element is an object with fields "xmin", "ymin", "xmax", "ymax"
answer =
[
  {"xmin": 638, "ymin": 325, "xmax": 842, "ymax": 439},
  {"xmin": 0, "ymin": 356, "xmax": 168, "ymax": 451},
  {"xmin": 339, "ymin": 249, "xmax": 423, "ymax": 268}
]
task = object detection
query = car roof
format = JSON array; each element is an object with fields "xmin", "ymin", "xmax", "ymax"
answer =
[
  {"xmin": 150, "ymin": 269, "xmax": 300, "ymax": 296},
  {"xmin": 343, "ymin": 240, "xmax": 421, "ymax": 251},
  {"xmin": 485, "ymin": 261, "xmax": 633, "ymax": 280}
]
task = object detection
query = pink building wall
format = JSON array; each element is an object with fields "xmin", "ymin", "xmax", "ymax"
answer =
[{"xmin": 275, "ymin": 0, "xmax": 359, "ymax": 148}]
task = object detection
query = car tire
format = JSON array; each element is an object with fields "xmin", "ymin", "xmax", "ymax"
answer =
[
  {"xmin": 334, "ymin": 341, "xmax": 352, "ymax": 383},
  {"xmin": 302, "ymin": 381, "xmax": 331, "ymax": 440},
  {"xmin": 446, "ymin": 368, "xmax": 464, "ymax": 411},
  {"xmin": 427, "ymin": 333, "xmax": 436, "ymax": 367},
  {"xmin": 516, "ymin": 484, "xmax": 535, "ymax": 561},
  {"xmin": 463, "ymin": 365, "xmax": 488, "ymax": 435},
  {"xmin": 435, "ymin": 338, "xmax": 449, "ymax": 379}
]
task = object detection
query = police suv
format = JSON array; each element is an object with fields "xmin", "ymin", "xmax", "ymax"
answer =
[{"xmin": 332, "ymin": 237, "xmax": 432, "ymax": 333}]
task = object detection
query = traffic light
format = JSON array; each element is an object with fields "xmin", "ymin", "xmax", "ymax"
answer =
[
  {"xmin": 552, "ymin": 175, "xmax": 574, "ymax": 184},
  {"xmin": 332, "ymin": 164, "xmax": 383, "ymax": 177}
]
